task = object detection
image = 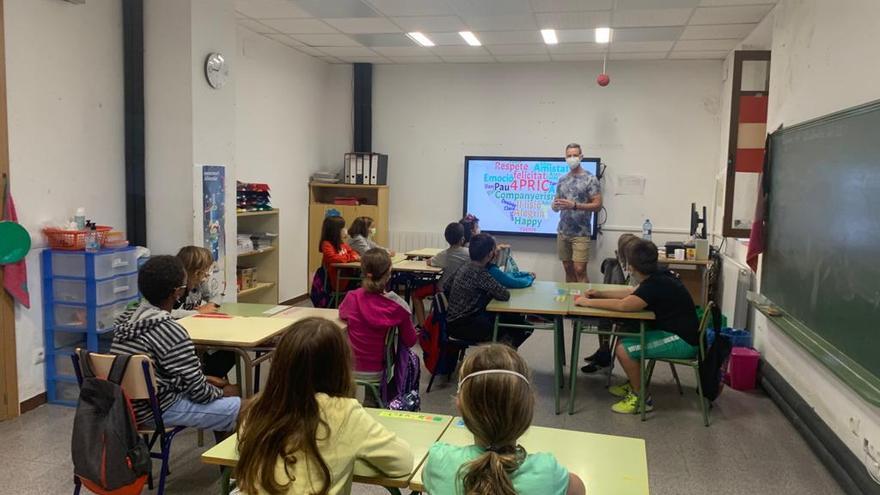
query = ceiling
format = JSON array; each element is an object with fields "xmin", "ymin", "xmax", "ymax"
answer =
[{"xmin": 234, "ymin": 0, "xmax": 777, "ymax": 64}]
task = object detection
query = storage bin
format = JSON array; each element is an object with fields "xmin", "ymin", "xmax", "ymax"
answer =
[
  {"xmin": 54, "ymin": 351, "xmax": 76, "ymax": 377},
  {"xmin": 53, "ymin": 380, "xmax": 80, "ymax": 404},
  {"xmin": 52, "ymin": 273, "xmax": 139, "ymax": 305},
  {"xmin": 729, "ymin": 347, "xmax": 761, "ymax": 390},
  {"xmin": 53, "ymin": 297, "xmax": 138, "ymax": 331},
  {"xmin": 707, "ymin": 327, "xmax": 753, "ymax": 349},
  {"xmin": 50, "ymin": 248, "xmax": 138, "ymax": 280}
]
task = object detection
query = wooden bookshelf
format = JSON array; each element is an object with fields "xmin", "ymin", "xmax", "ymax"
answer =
[{"xmin": 237, "ymin": 209, "xmax": 279, "ymax": 305}]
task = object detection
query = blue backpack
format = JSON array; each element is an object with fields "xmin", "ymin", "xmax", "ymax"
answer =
[{"xmin": 310, "ymin": 267, "xmax": 332, "ymax": 308}]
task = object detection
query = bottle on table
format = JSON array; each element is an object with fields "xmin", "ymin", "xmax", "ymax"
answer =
[
  {"xmin": 74, "ymin": 207, "xmax": 86, "ymax": 231},
  {"xmin": 642, "ymin": 219, "xmax": 653, "ymax": 241},
  {"xmin": 85, "ymin": 222, "xmax": 100, "ymax": 253}
]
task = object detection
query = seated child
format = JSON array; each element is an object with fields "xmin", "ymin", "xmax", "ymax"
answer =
[
  {"xmin": 111, "ymin": 256, "xmax": 240, "ymax": 431},
  {"xmin": 423, "ymin": 343, "xmax": 586, "ymax": 495},
  {"xmin": 320, "ymin": 215, "xmax": 360, "ymax": 293},
  {"xmin": 173, "ymin": 246, "xmax": 235, "ymax": 380},
  {"xmin": 236, "ymin": 317, "xmax": 414, "ymax": 495},
  {"xmin": 347, "ymin": 216, "xmax": 395, "ymax": 257},
  {"xmin": 459, "ymin": 213, "xmax": 480, "ymax": 245},
  {"xmin": 429, "ymin": 222, "xmax": 471, "ymax": 293},
  {"xmin": 582, "ymin": 232, "xmax": 639, "ymax": 373},
  {"xmin": 574, "ymin": 239, "xmax": 699, "ymax": 414},
  {"xmin": 488, "ymin": 246, "xmax": 535, "ymax": 289},
  {"xmin": 446, "ymin": 234, "xmax": 530, "ymax": 347},
  {"xmin": 339, "ymin": 248, "xmax": 418, "ymax": 383}
]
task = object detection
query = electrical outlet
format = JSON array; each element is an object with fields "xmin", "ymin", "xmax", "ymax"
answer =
[{"xmin": 32, "ymin": 348, "xmax": 45, "ymax": 365}]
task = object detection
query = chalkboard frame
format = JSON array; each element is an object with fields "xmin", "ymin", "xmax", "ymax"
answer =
[{"xmin": 762, "ymin": 98, "xmax": 880, "ymax": 406}]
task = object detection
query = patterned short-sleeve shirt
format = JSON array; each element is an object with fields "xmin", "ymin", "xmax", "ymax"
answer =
[{"xmin": 556, "ymin": 170, "xmax": 601, "ymax": 236}]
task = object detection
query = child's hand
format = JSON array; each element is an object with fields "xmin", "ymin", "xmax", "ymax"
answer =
[
  {"xmin": 206, "ymin": 376, "xmax": 228, "ymax": 388},
  {"xmin": 197, "ymin": 303, "xmax": 219, "ymax": 314},
  {"xmin": 222, "ymin": 384, "xmax": 241, "ymax": 397},
  {"xmin": 585, "ymin": 289, "xmax": 599, "ymax": 298}
]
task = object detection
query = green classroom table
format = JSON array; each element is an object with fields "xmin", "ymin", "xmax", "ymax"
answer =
[
  {"xmin": 487, "ymin": 281, "xmax": 571, "ymax": 415},
  {"xmin": 200, "ymin": 409, "xmax": 454, "ymax": 494},
  {"xmin": 409, "ymin": 417, "xmax": 649, "ymax": 494},
  {"xmin": 566, "ymin": 283, "xmax": 656, "ymax": 420}
]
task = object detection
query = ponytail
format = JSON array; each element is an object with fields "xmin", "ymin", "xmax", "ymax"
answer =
[{"xmin": 460, "ymin": 445, "xmax": 526, "ymax": 495}]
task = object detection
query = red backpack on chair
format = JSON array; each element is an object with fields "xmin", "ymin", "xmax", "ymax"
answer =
[{"xmin": 71, "ymin": 350, "xmax": 152, "ymax": 495}]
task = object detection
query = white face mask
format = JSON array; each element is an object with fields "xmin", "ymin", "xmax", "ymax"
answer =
[
  {"xmin": 368, "ymin": 227, "xmax": 377, "ymax": 238},
  {"xmin": 566, "ymin": 156, "xmax": 581, "ymax": 169}
]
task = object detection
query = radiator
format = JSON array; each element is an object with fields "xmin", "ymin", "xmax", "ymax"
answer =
[
  {"xmin": 389, "ymin": 231, "xmax": 446, "ymax": 253},
  {"xmin": 720, "ymin": 255, "xmax": 755, "ymax": 330}
]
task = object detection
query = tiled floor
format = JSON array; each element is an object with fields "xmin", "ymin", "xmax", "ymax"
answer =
[{"xmin": 0, "ymin": 328, "xmax": 844, "ymax": 495}]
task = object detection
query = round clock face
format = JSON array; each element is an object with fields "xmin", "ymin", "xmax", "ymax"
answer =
[{"xmin": 205, "ymin": 52, "xmax": 228, "ymax": 89}]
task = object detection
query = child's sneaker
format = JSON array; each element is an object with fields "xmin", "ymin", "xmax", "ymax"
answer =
[
  {"xmin": 607, "ymin": 382, "xmax": 632, "ymax": 398},
  {"xmin": 611, "ymin": 392, "xmax": 654, "ymax": 414}
]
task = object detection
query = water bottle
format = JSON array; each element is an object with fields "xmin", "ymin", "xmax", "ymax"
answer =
[
  {"xmin": 85, "ymin": 223, "xmax": 100, "ymax": 253},
  {"xmin": 642, "ymin": 219, "xmax": 653, "ymax": 241},
  {"xmin": 74, "ymin": 207, "xmax": 86, "ymax": 230}
]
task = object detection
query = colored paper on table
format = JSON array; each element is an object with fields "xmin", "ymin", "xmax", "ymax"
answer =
[
  {"xmin": 570, "ymin": 289, "xmax": 582, "ymax": 295},
  {"xmin": 378, "ymin": 411, "xmax": 447, "ymax": 423}
]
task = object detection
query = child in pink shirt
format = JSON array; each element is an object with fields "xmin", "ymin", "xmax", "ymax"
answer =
[{"xmin": 339, "ymin": 248, "xmax": 418, "ymax": 379}]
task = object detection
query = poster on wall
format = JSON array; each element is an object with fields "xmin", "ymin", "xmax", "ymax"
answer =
[{"xmin": 194, "ymin": 165, "xmax": 227, "ymax": 297}]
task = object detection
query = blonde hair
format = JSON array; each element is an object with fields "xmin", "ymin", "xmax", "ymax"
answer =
[
  {"xmin": 457, "ymin": 344, "xmax": 534, "ymax": 495},
  {"xmin": 176, "ymin": 246, "xmax": 213, "ymax": 288},
  {"xmin": 360, "ymin": 248, "xmax": 392, "ymax": 293}
]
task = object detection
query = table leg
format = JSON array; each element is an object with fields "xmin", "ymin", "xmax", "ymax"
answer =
[
  {"xmin": 335, "ymin": 271, "xmax": 342, "ymax": 308},
  {"xmin": 568, "ymin": 320, "xmax": 583, "ymax": 415},
  {"xmin": 639, "ymin": 320, "xmax": 647, "ymax": 422},
  {"xmin": 492, "ymin": 314, "xmax": 500, "ymax": 342},
  {"xmin": 232, "ymin": 348, "xmax": 255, "ymax": 399},
  {"xmin": 555, "ymin": 317, "xmax": 564, "ymax": 389},
  {"xmin": 220, "ymin": 466, "xmax": 231, "ymax": 495},
  {"xmin": 553, "ymin": 316, "xmax": 562, "ymax": 415}
]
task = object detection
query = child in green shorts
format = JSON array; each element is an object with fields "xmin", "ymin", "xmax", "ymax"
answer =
[{"xmin": 574, "ymin": 239, "xmax": 699, "ymax": 414}]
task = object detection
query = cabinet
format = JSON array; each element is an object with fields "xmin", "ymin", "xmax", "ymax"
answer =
[
  {"xmin": 41, "ymin": 247, "xmax": 139, "ymax": 406},
  {"xmin": 307, "ymin": 183, "xmax": 389, "ymax": 279}
]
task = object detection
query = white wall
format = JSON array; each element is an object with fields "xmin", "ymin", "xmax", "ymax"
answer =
[
  {"xmin": 235, "ymin": 28, "xmax": 351, "ymax": 299},
  {"xmin": 5, "ymin": 0, "xmax": 125, "ymax": 401},
  {"xmin": 373, "ymin": 61, "xmax": 723, "ymax": 282},
  {"xmin": 754, "ymin": 0, "xmax": 880, "ymax": 465}
]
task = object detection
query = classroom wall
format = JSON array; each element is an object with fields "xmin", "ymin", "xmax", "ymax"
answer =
[
  {"xmin": 754, "ymin": 0, "xmax": 880, "ymax": 464},
  {"xmin": 372, "ymin": 61, "xmax": 723, "ymax": 282},
  {"xmin": 235, "ymin": 28, "xmax": 352, "ymax": 300},
  {"xmin": 4, "ymin": 0, "xmax": 125, "ymax": 401}
]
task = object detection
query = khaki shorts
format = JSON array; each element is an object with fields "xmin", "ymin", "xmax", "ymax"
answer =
[{"xmin": 557, "ymin": 235, "xmax": 591, "ymax": 263}]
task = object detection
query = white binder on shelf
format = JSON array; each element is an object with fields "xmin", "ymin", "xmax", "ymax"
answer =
[
  {"xmin": 369, "ymin": 154, "xmax": 379, "ymax": 185},
  {"xmin": 347, "ymin": 154, "xmax": 356, "ymax": 184}
]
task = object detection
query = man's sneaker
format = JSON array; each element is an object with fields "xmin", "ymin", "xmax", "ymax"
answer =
[
  {"xmin": 608, "ymin": 382, "xmax": 633, "ymax": 398},
  {"xmin": 611, "ymin": 392, "xmax": 654, "ymax": 415}
]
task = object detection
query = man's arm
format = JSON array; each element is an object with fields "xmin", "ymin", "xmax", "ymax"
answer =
[{"xmin": 575, "ymin": 192, "xmax": 603, "ymax": 212}]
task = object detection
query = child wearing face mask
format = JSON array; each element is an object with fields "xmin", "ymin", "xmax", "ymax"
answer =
[
  {"xmin": 347, "ymin": 216, "xmax": 395, "ymax": 257},
  {"xmin": 320, "ymin": 215, "xmax": 360, "ymax": 293},
  {"xmin": 574, "ymin": 239, "xmax": 699, "ymax": 415}
]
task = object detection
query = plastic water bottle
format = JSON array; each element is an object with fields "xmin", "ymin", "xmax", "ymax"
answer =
[
  {"xmin": 642, "ymin": 219, "xmax": 653, "ymax": 241},
  {"xmin": 74, "ymin": 207, "xmax": 86, "ymax": 230},
  {"xmin": 85, "ymin": 223, "xmax": 100, "ymax": 253}
]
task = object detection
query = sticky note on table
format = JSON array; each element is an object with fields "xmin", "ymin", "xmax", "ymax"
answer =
[
  {"xmin": 570, "ymin": 289, "xmax": 582, "ymax": 296},
  {"xmin": 555, "ymin": 295, "xmax": 567, "ymax": 302}
]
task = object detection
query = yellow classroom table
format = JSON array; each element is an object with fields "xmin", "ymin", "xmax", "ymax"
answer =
[
  {"xmin": 180, "ymin": 315, "xmax": 296, "ymax": 398},
  {"xmin": 566, "ymin": 283, "xmax": 656, "ymax": 419},
  {"xmin": 216, "ymin": 302, "xmax": 290, "ymax": 317},
  {"xmin": 487, "ymin": 281, "xmax": 570, "ymax": 415},
  {"xmin": 404, "ymin": 247, "xmax": 443, "ymax": 259},
  {"xmin": 201, "ymin": 409, "xmax": 454, "ymax": 495},
  {"xmin": 331, "ymin": 258, "xmax": 442, "ymax": 307},
  {"xmin": 410, "ymin": 418, "xmax": 649, "ymax": 494}
]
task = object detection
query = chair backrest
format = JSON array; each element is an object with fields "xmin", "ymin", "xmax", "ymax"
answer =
[
  {"xmin": 697, "ymin": 301, "xmax": 717, "ymax": 360},
  {"xmin": 76, "ymin": 350, "xmax": 157, "ymax": 400}
]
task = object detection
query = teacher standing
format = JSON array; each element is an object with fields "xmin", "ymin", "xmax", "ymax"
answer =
[{"xmin": 552, "ymin": 143, "xmax": 603, "ymax": 283}]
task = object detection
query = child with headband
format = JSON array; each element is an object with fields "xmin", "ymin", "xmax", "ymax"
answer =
[{"xmin": 423, "ymin": 344, "xmax": 585, "ymax": 495}]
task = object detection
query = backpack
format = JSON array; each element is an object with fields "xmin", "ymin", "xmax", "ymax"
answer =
[
  {"xmin": 72, "ymin": 351, "xmax": 152, "ymax": 495},
  {"xmin": 310, "ymin": 266, "xmax": 332, "ymax": 308},
  {"xmin": 699, "ymin": 305, "xmax": 732, "ymax": 402},
  {"xmin": 384, "ymin": 344, "xmax": 422, "ymax": 412},
  {"xmin": 419, "ymin": 294, "xmax": 459, "ymax": 376}
]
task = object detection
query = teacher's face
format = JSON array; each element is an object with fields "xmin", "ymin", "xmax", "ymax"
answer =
[{"xmin": 565, "ymin": 147, "xmax": 582, "ymax": 159}]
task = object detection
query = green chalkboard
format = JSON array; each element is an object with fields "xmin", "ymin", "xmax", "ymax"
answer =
[{"xmin": 763, "ymin": 99, "xmax": 880, "ymax": 405}]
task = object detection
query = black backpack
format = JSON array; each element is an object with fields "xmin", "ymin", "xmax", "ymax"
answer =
[
  {"xmin": 72, "ymin": 350, "xmax": 152, "ymax": 495},
  {"xmin": 699, "ymin": 305, "xmax": 732, "ymax": 402}
]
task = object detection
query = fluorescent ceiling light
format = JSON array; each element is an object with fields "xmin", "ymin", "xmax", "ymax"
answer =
[
  {"xmin": 407, "ymin": 32, "xmax": 435, "ymax": 47},
  {"xmin": 595, "ymin": 27, "xmax": 611, "ymax": 44},
  {"xmin": 541, "ymin": 29, "xmax": 558, "ymax": 45},
  {"xmin": 459, "ymin": 31, "xmax": 481, "ymax": 46}
]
